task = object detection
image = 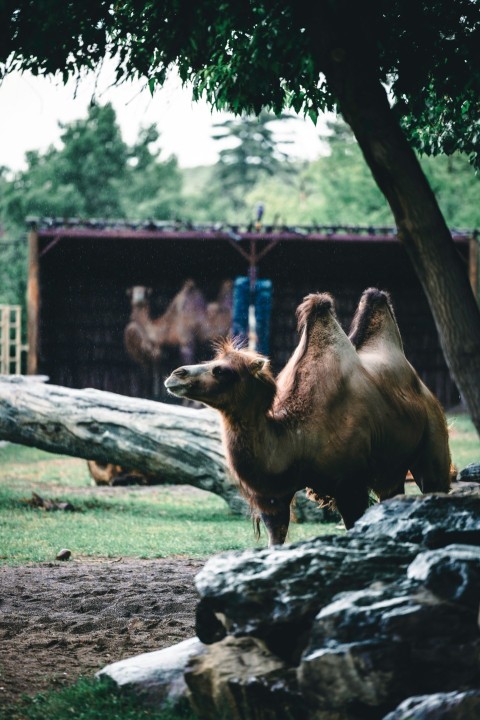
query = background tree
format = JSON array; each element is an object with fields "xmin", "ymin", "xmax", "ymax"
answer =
[
  {"xmin": 123, "ymin": 124, "xmax": 183, "ymax": 219},
  {"xmin": 211, "ymin": 111, "xmax": 293, "ymax": 211}
]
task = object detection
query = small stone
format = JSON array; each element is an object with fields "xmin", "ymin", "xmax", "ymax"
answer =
[{"xmin": 56, "ymin": 548, "xmax": 72, "ymax": 561}]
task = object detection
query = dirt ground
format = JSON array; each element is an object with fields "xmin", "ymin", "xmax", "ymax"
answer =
[{"xmin": 0, "ymin": 557, "xmax": 204, "ymax": 704}]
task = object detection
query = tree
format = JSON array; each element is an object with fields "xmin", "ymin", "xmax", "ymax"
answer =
[
  {"xmin": 211, "ymin": 111, "xmax": 293, "ymax": 211},
  {"xmin": 123, "ymin": 124, "xmax": 184, "ymax": 219},
  {"xmin": 1, "ymin": 103, "xmax": 128, "ymax": 222},
  {"xmin": 2, "ymin": 1, "xmax": 480, "ymax": 432}
]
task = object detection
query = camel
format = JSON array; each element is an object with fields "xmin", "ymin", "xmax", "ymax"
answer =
[
  {"xmin": 164, "ymin": 290, "xmax": 451, "ymax": 545},
  {"xmin": 124, "ymin": 280, "xmax": 210, "ymax": 398},
  {"xmin": 86, "ymin": 460, "xmax": 158, "ymax": 486},
  {"xmin": 124, "ymin": 280, "xmax": 233, "ymax": 394}
]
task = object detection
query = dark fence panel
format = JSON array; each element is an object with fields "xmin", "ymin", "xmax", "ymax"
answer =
[{"xmin": 37, "ymin": 235, "xmax": 464, "ymax": 408}]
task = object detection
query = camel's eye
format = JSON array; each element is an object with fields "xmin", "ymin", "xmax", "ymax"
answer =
[{"xmin": 212, "ymin": 365, "xmax": 234, "ymax": 380}]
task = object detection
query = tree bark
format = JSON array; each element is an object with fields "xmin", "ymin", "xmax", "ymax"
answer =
[
  {"xmin": 316, "ymin": 14, "xmax": 480, "ymax": 434},
  {"xmin": 0, "ymin": 376, "xmax": 246, "ymax": 514}
]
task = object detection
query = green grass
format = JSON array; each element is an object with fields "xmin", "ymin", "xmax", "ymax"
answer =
[
  {"xmin": 0, "ymin": 677, "xmax": 197, "ymax": 720},
  {"xmin": 448, "ymin": 413, "xmax": 480, "ymax": 470},
  {"xmin": 0, "ymin": 447, "xmax": 338, "ymax": 565},
  {"xmin": 0, "ymin": 412, "xmax": 478, "ymax": 566}
]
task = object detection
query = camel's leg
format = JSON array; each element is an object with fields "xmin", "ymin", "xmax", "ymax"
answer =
[
  {"xmin": 376, "ymin": 472, "xmax": 407, "ymax": 501},
  {"xmin": 152, "ymin": 367, "xmax": 161, "ymax": 399},
  {"xmin": 410, "ymin": 414, "xmax": 451, "ymax": 495},
  {"xmin": 410, "ymin": 451, "xmax": 451, "ymax": 495},
  {"xmin": 257, "ymin": 494, "xmax": 294, "ymax": 547},
  {"xmin": 335, "ymin": 483, "xmax": 370, "ymax": 530}
]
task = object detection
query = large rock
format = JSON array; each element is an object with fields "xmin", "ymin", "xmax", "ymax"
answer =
[
  {"xmin": 383, "ymin": 690, "xmax": 480, "ymax": 719},
  {"xmin": 185, "ymin": 636, "xmax": 304, "ymax": 720},
  {"xmin": 97, "ymin": 636, "xmax": 204, "ymax": 707},
  {"xmin": 188, "ymin": 495, "xmax": 480, "ymax": 720}
]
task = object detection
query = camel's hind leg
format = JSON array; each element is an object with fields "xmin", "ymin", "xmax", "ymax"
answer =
[
  {"xmin": 334, "ymin": 482, "xmax": 370, "ymax": 530},
  {"xmin": 410, "ymin": 411, "xmax": 451, "ymax": 495},
  {"xmin": 376, "ymin": 470, "xmax": 408, "ymax": 501},
  {"xmin": 256, "ymin": 494, "xmax": 295, "ymax": 546}
]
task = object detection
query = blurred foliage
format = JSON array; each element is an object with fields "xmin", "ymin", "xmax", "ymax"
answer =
[
  {"xmin": 1, "ymin": 111, "xmax": 479, "ymax": 318},
  {"xmin": 3, "ymin": 2, "xmax": 479, "ymax": 165}
]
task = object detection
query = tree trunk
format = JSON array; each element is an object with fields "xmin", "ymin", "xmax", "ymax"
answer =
[
  {"xmin": 319, "ymin": 28, "xmax": 480, "ymax": 434},
  {"xmin": 0, "ymin": 376, "xmax": 245, "ymax": 514}
]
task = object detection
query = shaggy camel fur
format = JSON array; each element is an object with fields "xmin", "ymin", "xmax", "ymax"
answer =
[
  {"xmin": 348, "ymin": 287, "xmax": 452, "ymax": 499},
  {"xmin": 165, "ymin": 291, "xmax": 451, "ymax": 545}
]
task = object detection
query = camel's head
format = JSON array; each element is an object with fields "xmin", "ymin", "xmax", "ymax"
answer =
[
  {"xmin": 127, "ymin": 286, "xmax": 152, "ymax": 306},
  {"xmin": 164, "ymin": 339, "xmax": 276, "ymax": 412}
]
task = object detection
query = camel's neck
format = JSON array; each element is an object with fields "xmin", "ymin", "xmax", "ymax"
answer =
[
  {"xmin": 219, "ymin": 404, "xmax": 289, "ymax": 480},
  {"xmin": 130, "ymin": 303, "xmax": 152, "ymax": 325}
]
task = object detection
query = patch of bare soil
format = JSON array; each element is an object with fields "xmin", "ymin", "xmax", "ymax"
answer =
[{"xmin": 0, "ymin": 557, "xmax": 204, "ymax": 704}]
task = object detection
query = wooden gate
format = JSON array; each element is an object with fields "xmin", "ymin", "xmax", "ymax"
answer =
[{"xmin": 0, "ymin": 305, "xmax": 25, "ymax": 374}]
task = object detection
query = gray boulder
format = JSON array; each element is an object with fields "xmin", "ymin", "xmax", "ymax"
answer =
[
  {"xmin": 383, "ymin": 690, "xmax": 480, "ymax": 719},
  {"xmin": 188, "ymin": 495, "xmax": 480, "ymax": 720},
  {"xmin": 97, "ymin": 636, "xmax": 204, "ymax": 707}
]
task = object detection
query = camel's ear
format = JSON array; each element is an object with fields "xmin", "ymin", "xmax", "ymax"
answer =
[{"xmin": 249, "ymin": 358, "xmax": 269, "ymax": 376}]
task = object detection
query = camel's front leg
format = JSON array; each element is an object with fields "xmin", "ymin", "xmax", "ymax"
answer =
[{"xmin": 256, "ymin": 494, "xmax": 293, "ymax": 546}]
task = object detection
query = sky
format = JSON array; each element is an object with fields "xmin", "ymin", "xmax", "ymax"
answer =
[{"xmin": 0, "ymin": 66, "xmax": 325, "ymax": 171}]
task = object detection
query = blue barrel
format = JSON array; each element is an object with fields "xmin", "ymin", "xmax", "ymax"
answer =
[
  {"xmin": 255, "ymin": 279, "xmax": 273, "ymax": 356},
  {"xmin": 232, "ymin": 277, "xmax": 250, "ymax": 344},
  {"xmin": 232, "ymin": 276, "xmax": 272, "ymax": 355}
]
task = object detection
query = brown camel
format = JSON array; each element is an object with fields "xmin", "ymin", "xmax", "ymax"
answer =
[
  {"xmin": 124, "ymin": 280, "xmax": 209, "ymax": 397},
  {"xmin": 125, "ymin": 279, "xmax": 232, "ymax": 369},
  {"xmin": 165, "ymin": 291, "xmax": 451, "ymax": 545}
]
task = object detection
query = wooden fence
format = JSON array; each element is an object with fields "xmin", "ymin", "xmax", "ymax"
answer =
[{"xmin": 0, "ymin": 305, "xmax": 26, "ymax": 374}]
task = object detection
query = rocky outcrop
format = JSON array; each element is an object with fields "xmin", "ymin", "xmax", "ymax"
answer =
[
  {"xmin": 187, "ymin": 494, "xmax": 480, "ymax": 720},
  {"xmin": 98, "ymin": 637, "xmax": 204, "ymax": 706}
]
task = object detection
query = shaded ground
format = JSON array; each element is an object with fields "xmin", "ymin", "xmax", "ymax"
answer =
[{"xmin": 0, "ymin": 557, "xmax": 203, "ymax": 704}]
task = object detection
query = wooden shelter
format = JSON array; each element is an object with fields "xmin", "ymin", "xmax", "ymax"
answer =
[{"xmin": 27, "ymin": 218, "xmax": 479, "ymax": 408}]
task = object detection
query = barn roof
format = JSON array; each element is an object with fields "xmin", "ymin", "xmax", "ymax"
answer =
[{"xmin": 27, "ymin": 217, "xmax": 475, "ymax": 245}]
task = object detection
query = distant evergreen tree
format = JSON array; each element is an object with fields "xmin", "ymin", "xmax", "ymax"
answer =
[{"xmin": 211, "ymin": 111, "xmax": 294, "ymax": 211}]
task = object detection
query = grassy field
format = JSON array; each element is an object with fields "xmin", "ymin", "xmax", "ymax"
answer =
[
  {"xmin": 0, "ymin": 446, "xmax": 339, "ymax": 566},
  {"xmin": 1, "ymin": 412, "xmax": 478, "ymax": 566}
]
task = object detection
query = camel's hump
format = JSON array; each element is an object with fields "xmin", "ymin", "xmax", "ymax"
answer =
[
  {"xmin": 296, "ymin": 292, "xmax": 335, "ymax": 331},
  {"xmin": 359, "ymin": 287, "xmax": 392, "ymax": 306}
]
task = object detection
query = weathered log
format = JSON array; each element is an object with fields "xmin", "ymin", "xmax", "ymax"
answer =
[
  {"xmin": 0, "ymin": 375, "xmax": 245, "ymax": 514},
  {"xmin": 0, "ymin": 376, "xmax": 332, "ymax": 522}
]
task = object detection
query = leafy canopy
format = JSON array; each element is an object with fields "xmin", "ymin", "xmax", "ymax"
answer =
[{"xmin": 2, "ymin": 1, "xmax": 480, "ymax": 163}]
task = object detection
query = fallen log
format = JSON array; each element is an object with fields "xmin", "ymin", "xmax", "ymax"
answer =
[
  {"xmin": 0, "ymin": 376, "xmax": 331, "ymax": 522},
  {"xmin": 0, "ymin": 375, "xmax": 245, "ymax": 514}
]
